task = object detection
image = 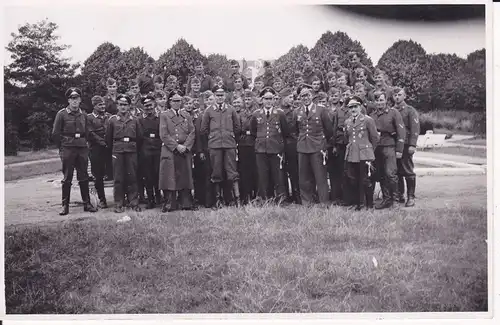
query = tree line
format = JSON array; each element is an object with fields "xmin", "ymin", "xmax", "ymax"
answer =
[{"xmin": 4, "ymin": 19, "xmax": 485, "ymax": 155}]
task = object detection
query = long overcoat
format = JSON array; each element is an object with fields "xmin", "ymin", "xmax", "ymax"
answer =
[{"xmin": 159, "ymin": 109, "xmax": 195, "ymax": 190}]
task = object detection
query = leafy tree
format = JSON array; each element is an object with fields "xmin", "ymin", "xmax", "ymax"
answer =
[
  {"xmin": 81, "ymin": 42, "xmax": 122, "ymax": 97},
  {"xmin": 422, "ymin": 53, "xmax": 467, "ymax": 111},
  {"xmin": 206, "ymin": 53, "xmax": 232, "ymax": 79},
  {"xmin": 274, "ymin": 44, "xmax": 309, "ymax": 86},
  {"xmin": 4, "ymin": 19, "xmax": 79, "ymax": 148},
  {"xmin": 26, "ymin": 112, "xmax": 52, "ymax": 150},
  {"xmin": 310, "ymin": 31, "xmax": 373, "ymax": 72},
  {"xmin": 377, "ymin": 40, "xmax": 428, "ymax": 109},
  {"xmin": 155, "ymin": 39, "xmax": 206, "ymax": 91}
]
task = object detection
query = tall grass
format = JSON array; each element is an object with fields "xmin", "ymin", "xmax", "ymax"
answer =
[
  {"xmin": 5, "ymin": 203, "xmax": 487, "ymax": 313},
  {"xmin": 419, "ymin": 110, "xmax": 486, "ymax": 135}
]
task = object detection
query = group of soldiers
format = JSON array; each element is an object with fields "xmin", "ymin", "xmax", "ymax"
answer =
[{"xmin": 52, "ymin": 52, "xmax": 420, "ymax": 215}]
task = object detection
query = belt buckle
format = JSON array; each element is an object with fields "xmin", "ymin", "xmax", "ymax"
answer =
[
  {"xmin": 123, "ymin": 137, "xmax": 130, "ymax": 142},
  {"xmin": 149, "ymin": 133, "xmax": 155, "ymax": 138},
  {"xmin": 75, "ymin": 133, "xmax": 81, "ymax": 138}
]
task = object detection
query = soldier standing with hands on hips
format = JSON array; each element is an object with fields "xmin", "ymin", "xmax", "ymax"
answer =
[
  {"xmin": 343, "ymin": 96, "xmax": 379, "ymax": 210},
  {"xmin": 52, "ymin": 87, "xmax": 98, "ymax": 215}
]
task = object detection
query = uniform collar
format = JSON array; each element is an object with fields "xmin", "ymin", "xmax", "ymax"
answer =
[
  {"xmin": 116, "ymin": 113, "xmax": 133, "ymax": 121},
  {"xmin": 66, "ymin": 106, "xmax": 82, "ymax": 114},
  {"xmin": 263, "ymin": 107, "xmax": 273, "ymax": 115},
  {"xmin": 92, "ymin": 111, "xmax": 105, "ymax": 118}
]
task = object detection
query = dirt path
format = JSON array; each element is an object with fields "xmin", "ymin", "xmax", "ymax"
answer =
[{"xmin": 4, "ymin": 172, "xmax": 487, "ymax": 227}]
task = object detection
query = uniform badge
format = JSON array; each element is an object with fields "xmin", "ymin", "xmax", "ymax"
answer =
[
  {"xmin": 257, "ymin": 117, "xmax": 262, "ymax": 123},
  {"xmin": 414, "ymin": 118, "xmax": 419, "ymax": 124},
  {"xmin": 358, "ymin": 133, "xmax": 362, "ymax": 138},
  {"xmin": 297, "ymin": 115, "xmax": 302, "ymax": 121},
  {"xmin": 399, "ymin": 124, "xmax": 404, "ymax": 128}
]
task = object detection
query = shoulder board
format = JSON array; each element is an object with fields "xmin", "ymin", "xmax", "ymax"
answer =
[
  {"xmin": 109, "ymin": 114, "xmax": 118, "ymax": 120},
  {"xmin": 275, "ymin": 108, "xmax": 284, "ymax": 112}
]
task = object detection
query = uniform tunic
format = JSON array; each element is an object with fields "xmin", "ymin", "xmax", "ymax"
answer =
[
  {"xmin": 104, "ymin": 94, "xmax": 118, "ymax": 115},
  {"xmin": 344, "ymin": 113, "xmax": 379, "ymax": 206},
  {"xmin": 250, "ymin": 107, "xmax": 289, "ymax": 199},
  {"xmin": 369, "ymin": 107, "xmax": 406, "ymax": 199},
  {"xmin": 105, "ymin": 113, "xmax": 143, "ymax": 207},
  {"xmin": 293, "ymin": 103, "xmax": 333, "ymax": 204},
  {"xmin": 137, "ymin": 112, "xmax": 162, "ymax": 195},
  {"xmin": 192, "ymin": 109, "xmax": 214, "ymax": 207},
  {"xmin": 200, "ymin": 103, "xmax": 241, "ymax": 183},
  {"xmin": 281, "ymin": 105, "xmax": 300, "ymax": 202},
  {"xmin": 52, "ymin": 107, "xmax": 90, "ymax": 185},
  {"xmin": 159, "ymin": 109, "xmax": 195, "ymax": 190},
  {"xmin": 186, "ymin": 74, "xmax": 215, "ymax": 94},
  {"xmin": 87, "ymin": 111, "xmax": 111, "ymax": 194},
  {"xmin": 238, "ymin": 107, "xmax": 257, "ymax": 201},
  {"xmin": 395, "ymin": 102, "xmax": 420, "ymax": 178}
]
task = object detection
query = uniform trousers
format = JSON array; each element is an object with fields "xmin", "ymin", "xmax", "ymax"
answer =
[
  {"xmin": 209, "ymin": 148, "xmax": 239, "ymax": 183},
  {"xmin": 113, "ymin": 152, "xmax": 139, "ymax": 207},
  {"xmin": 61, "ymin": 147, "xmax": 89, "ymax": 185},
  {"xmin": 238, "ymin": 146, "xmax": 257, "ymax": 202},
  {"xmin": 256, "ymin": 153, "xmax": 286, "ymax": 200},
  {"xmin": 298, "ymin": 151, "xmax": 329, "ymax": 204}
]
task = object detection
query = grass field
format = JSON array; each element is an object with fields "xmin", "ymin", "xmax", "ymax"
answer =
[
  {"xmin": 4, "ymin": 159, "xmax": 62, "ymax": 181},
  {"xmin": 420, "ymin": 110, "xmax": 485, "ymax": 135},
  {"xmin": 4, "ymin": 149, "xmax": 59, "ymax": 165},
  {"xmin": 4, "ymin": 173, "xmax": 488, "ymax": 314}
]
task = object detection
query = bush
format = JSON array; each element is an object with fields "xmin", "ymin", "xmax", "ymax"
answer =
[
  {"xmin": 419, "ymin": 115, "xmax": 434, "ymax": 135},
  {"xmin": 26, "ymin": 112, "xmax": 52, "ymax": 151},
  {"xmin": 5, "ymin": 122, "xmax": 20, "ymax": 156}
]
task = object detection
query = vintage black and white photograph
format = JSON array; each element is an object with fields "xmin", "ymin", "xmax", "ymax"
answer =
[{"xmin": 2, "ymin": 2, "xmax": 488, "ymax": 314}]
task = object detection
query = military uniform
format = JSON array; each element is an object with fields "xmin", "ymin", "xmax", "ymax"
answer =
[
  {"xmin": 294, "ymin": 103, "xmax": 333, "ymax": 204},
  {"xmin": 159, "ymin": 109, "xmax": 196, "ymax": 210},
  {"xmin": 138, "ymin": 73, "xmax": 155, "ymax": 95},
  {"xmin": 104, "ymin": 94, "xmax": 118, "ymax": 115},
  {"xmin": 191, "ymin": 108, "xmax": 214, "ymax": 208},
  {"xmin": 238, "ymin": 107, "xmax": 258, "ymax": 203},
  {"xmin": 52, "ymin": 94, "xmax": 97, "ymax": 215},
  {"xmin": 330, "ymin": 104, "xmax": 351, "ymax": 204},
  {"xmin": 250, "ymin": 106, "xmax": 289, "ymax": 201},
  {"xmin": 282, "ymin": 105, "xmax": 301, "ymax": 204},
  {"xmin": 87, "ymin": 110, "xmax": 111, "ymax": 206},
  {"xmin": 186, "ymin": 74, "xmax": 215, "ymax": 94},
  {"xmin": 200, "ymin": 101, "xmax": 242, "ymax": 206},
  {"xmin": 369, "ymin": 106, "xmax": 406, "ymax": 209},
  {"xmin": 137, "ymin": 111, "xmax": 162, "ymax": 207},
  {"xmin": 349, "ymin": 63, "xmax": 374, "ymax": 86},
  {"xmin": 105, "ymin": 112, "xmax": 143, "ymax": 210},
  {"xmin": 395, "ymin": 102, "xmax": 420, "ymax": 206},
  {"xmin": 303, "ymin": 68, "xmax": 324, "ymax": 85},
  {"xmin": 224, "ymin": 72, "xmax": 250, "ymax": 92},
  {"xmin": 344, "ymin": 110, "xmax": 379, "ymax": 210}
]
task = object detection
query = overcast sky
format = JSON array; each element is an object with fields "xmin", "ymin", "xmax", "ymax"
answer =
[{"xmin": 3, "ymin": 4, "xmax": 485, "ymax": 67}]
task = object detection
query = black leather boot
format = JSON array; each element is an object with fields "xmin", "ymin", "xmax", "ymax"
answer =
[
  {"xmin": 365, "ymin": 181, "xmax": 374, "ymax": 209},
  {"xmin": 405, "ymin": 176, "xmax": 416, "ymax": 207},
  {"xmin": 95, "ymin": 179, "xmax": 107, "ymax": 208},
  {"xmin": 59, "ymin": 183, "xmax": 71, "ymax": 215},
  {"xmin": 80, "ymin": 181, "xmax": 98, "ymax": 212},
  {"xmin": 232, "ymin": 181, "xmax": 241, "ymax": 207},
  {"xmin": 214, "ymin": 183, "xmax": 223, "ymax": 209},
  {"xmin": 397, "ymin": 176, "xmax": 406, "ymax": 203}
]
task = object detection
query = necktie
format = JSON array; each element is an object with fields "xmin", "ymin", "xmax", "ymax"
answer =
[
  {"xmin": 266, "ymin": 110, "xmax": 270, "ymax": 119},
  {"xmin": 305, "ymin": 105, "xmax": 309, "ymax": 116},
  {"xmin": 219, "ymin": 104, "xmax": 223, "ymax": 111}
]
